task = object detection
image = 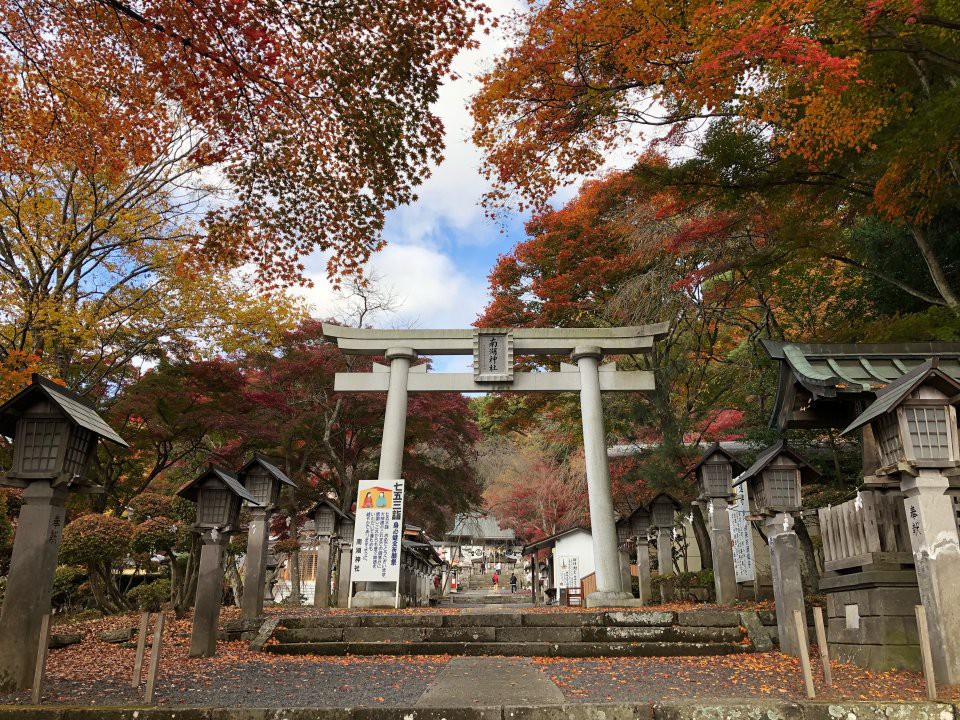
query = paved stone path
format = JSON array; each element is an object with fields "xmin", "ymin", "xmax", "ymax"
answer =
[{"xmin": 416, "ymin": 657, "xmax": 565, "ymax": 707}]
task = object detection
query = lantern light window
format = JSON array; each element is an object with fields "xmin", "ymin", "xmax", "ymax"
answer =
[
  {"xmin": 765, "ymin": 468, "xmax": 800, "ymax": 508},
  {"xmin": 315, "ymin": 506, "xmax": 336, "ymax": 535},
  {"xmin": 905, "ymin": 406, "xmax": 951, "ymax": 460},
  {"xmin": 703, "ymin": 463, "xmax": 733, "ymax": 497},
  {"xmin": 875, "ymin": 414, "xmax": 903, "ymax": 467},
  {"xmin": 198, "ymin": 488, "xmax": 230, "ymax": 526},
  {"xmin": 18, "ymin": 419, "xmax": 64, "ymax": 474}
]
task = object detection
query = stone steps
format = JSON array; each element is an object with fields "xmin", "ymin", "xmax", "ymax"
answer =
[
  {"xmin": 255, "ymin": 608, "xmax": 764, "ymax": 658},
  {"xmin": 263, "ymin": 640, "xmax": 752, "ymax": 657},
  {"xmin": 444, "ymin": 593, "xmax": 529, "ymax": 605}
]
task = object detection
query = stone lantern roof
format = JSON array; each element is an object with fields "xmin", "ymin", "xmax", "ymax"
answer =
[{"xmin": 0, "ymin": 374, "xmax": 127, "ymax": 446}]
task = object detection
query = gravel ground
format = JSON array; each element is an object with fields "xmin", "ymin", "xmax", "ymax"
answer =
[{"xmin": 3, "ymin": 655, "xmax": 447, "ymax": 707}]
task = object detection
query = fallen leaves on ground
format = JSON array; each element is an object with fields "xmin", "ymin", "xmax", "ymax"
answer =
[{"xmin": 532, "ymin": 653, "xmax": 960, "ymax": 702}]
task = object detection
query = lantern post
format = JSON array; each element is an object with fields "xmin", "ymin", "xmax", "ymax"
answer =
[
  {"xmin": 336, "ymin": 514, "xmax": 355, "ymax": 607},
  {"xmin": 648, "ymin": 494, "xmax": 681, "ymax": 603},
  {"xmin": 0, "ymin": 375, "xmax": 127, "ymax": 691},
  {"xmin": 237, "ymin": 454, "xmax": 296, "ymax": 620},
  {"xmin": 177, "ymin": 466, "xmax": 258, "ymax": 657},
  {"xmin": 692, "ymin": 443, "xmax": 744, "ymax": 604},
  {"xmin": 308, "ymin": 499, "xmax": 344, "ymax": 608},
  {"xmin": 629, "ymin": 507, "xmax": 652, "ymax": 604},
  {"xmin": 615, "ymin": 519, "xmax": 633, "ymax": 596},
  {"xmin": 842, "ymin": 359, "xmax": 960, "ymax": 684},
  {"xmin": 735, "ymin": 441, "xmax": 818, "ymax": 656}
]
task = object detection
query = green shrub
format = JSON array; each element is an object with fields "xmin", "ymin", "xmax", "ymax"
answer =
[
  {"xmin": 127, "ymin": 579, "xmax": 171, "ymax": 611},
  {"xmin": 52, "ymin": 565, "xmax": 89, "ymax": 611},
  {"xmin": 651, "ymin": 569, "xmax": 716, "ymax": 602}
]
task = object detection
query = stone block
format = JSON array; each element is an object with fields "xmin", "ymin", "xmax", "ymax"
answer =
[
  {"xmin": 48, "ymin": 633, "xmax": 82, "ymax": 649},
  {"xmin": 654, "ymin": 701, "xmax": 803, "ymax": 720},
  {"xmin": 830, "ymin": 642, "xmax": 923, "ymax": 672},
  {"xmin": 444, "ymin": 613, "xmax": 522, "ymax": 627},
  {"xmin": 97, "ymin": 627, "xmax": 135, "ymax": 643},
  {"xmin": 343, "ymin": 627, "xmax": 427, "ymax": 642},
  {"xmin": 800, "ymin": 702, "xmax": 953, "ymax": 720},
  {"xmin": 740, "ymin": 611, "xmax": 774, "ymax": 652},
  {"xmin": 827, "ymin": 615, "xmax": 918, "ymax": 647},
  {"xmin": 604, "ymin": 611, "xmax": 675, "ymax": 626},
  {"xmin": 353, "ymin": 709, "xmax": 501, "ymax": 720},
  {"xmin": 522, "ymin": 612, "xmax": 604, "ymax": 627},
  {"xmin": 505, "ymin": 704, "xmax": 653, "ymax": 720},
  {"xmin": 425, "ymin": 627, "xmax": 496, "ymax": 642},
  {"xmin": 495, "ymin": 626, "xmax": 582, "ymax": 643},
  {"xmin": 280, "ymin": 615, "xmax": 361, "ymax": 629},
  {"xmin": 222, "ymin": 618, "xmax": 262, "ymax": 633},
  {"xmin": 464, "ymin": 642, "xmax": 558, "ymax": 657},
  {"xmin": 676, "ymin": 610, "xmax": 741, "ymax": 627},
  {"xmin": 273, "ymin": 627, "xmax": 344, "ymax": 643},
  {"xmin": 359, "ymin": 614, "xmax": 443, "ymax": 628},
  {"xmin": 757, "ymin": 611, "xmax": 778, "ymax": 626}
]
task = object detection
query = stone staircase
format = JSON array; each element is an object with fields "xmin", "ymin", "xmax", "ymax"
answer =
[{"xmin": 258, "ymin": 608, "xmax": 767, "ymax": 658}]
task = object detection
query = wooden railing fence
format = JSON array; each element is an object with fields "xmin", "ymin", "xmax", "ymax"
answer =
[{"xmin": 818, "ymin": 491, "xmax": 913, "ymax": 572}]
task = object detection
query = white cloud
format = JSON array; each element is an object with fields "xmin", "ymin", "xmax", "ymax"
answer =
[{"xmin": 299, "ymin": 241, "xmax": 488, "ymax": 330}]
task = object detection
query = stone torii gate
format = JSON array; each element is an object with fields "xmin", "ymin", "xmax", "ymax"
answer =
[{"xmin": 323, "ymin": 323, "xmax": 669, "ymax": 608}]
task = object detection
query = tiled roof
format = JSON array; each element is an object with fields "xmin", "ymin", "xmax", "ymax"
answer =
[
  {"xmin": 447, "ymin": 513, "xmax": 516, "ymax": 541},
  {"xmin": 177, "ymin": 465, "xmax": 259, "ymax": 505},
  {"xmin": 761, "ymin": 340, "xmax": 960, "ymax": 430},
  {"xmin": 237, "ymin": 453, "xmax": 297, "ymax": 487},
  {"xmin": 0, "ymin": 374, "xmax": 127, "ymax": 446}
]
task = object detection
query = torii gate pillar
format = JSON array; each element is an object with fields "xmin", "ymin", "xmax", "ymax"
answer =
[
  {"xmin": 324, "ymin": 323, "xmax": 669, "ymax": 609},
  {"xmin": 352, "ymin": 346, "xmax": 416, "ymax": 609},
  {"xmin": 574, "ymin": 346, "xmax": 633, "ymax": 606}
]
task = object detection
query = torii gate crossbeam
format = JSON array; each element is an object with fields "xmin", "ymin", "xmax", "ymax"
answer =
[{"xmin": 323, "ymin": 322, "xmax": 669, "ymax": 608}]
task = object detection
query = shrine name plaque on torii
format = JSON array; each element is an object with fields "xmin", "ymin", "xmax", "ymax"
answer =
[{"xmin": 323, "ymin": 322, "xmax": 669, "ymax": 609}]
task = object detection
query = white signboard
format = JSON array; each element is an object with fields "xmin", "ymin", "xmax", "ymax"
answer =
[
  {"xmin": 729, "ymin": 481, "xmax": 756, "ymax": 583},
  {"xmin": 557, "ymin": 555, "xmax": 580, "ymax": 589},
  {"xmin": 352, "ymin": 479, "xmax": 405, "ymax": 583}
]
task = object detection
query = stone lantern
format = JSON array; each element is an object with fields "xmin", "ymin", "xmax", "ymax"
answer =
[
  {"xmin": 307, "ymin": 498, "xmax": 348, "ymax": 608},
  {"xmin": 336, "ymin": 514, "xmax": 356, "ymax": 608},
  {"xmin": 734, "ymin": 440, "xmax": 813, "ymax": 519},
  {"xmin": 615, "ymin": 519, "xmax": 634, "ymax": 596},
  {"xmin": 236, "ymin": 454, "xmax": 295, "ymax": 620},
  {"xmin": 691, "ymin": 443, "xmax": 745, "ymax": 605},
  {"xmin": 841, "ymin": 359, "xmax": 960, "ymax": 684},
  {"xmin": 177, "ymin": 465, "xmax": 258, "ymax": 657},
  {"xmin": 647, "ymin": 493, "xmax": 682, "ymax": 602},
  {"xmin": 628, "ymin": 507, "xmax": 652, "ymax": 604},
  {"xmin": 0, "ymin": 375, "xmax": 127, "ymax": 691},
  {"xmin": 734, "ymin": 441, "xmax": 819, "ymax": 656}
]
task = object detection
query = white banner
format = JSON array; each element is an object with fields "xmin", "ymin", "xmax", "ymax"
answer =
[
  {"xmin": 352, "ymin": 479, "xmax": 405, "ymax": 583},
  {"xmin": 729, "ymin": 481, "xmax": 756, "ymax": 583}
]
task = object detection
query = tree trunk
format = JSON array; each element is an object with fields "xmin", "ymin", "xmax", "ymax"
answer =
[
  {"xmin": 691, "ymin": 503, "xmax": 713, "ymax": 571},
  {"xmin": 225, "ymin": 554, "xmax": 243, "ymax": 608},
  {"xmin": 86, "ymin": 565, "xmax": 118, "ymax": 614},
  {"xmin": 289, "ymin": 549, "xmax": 302, "ymax": 605},
  {"xmin": 909, "ymin": 223, "xmax": 960, "ymax": 310},
  {"xmin": 794, "ymin": 517, "xmax": 821, "ymax": 594}
]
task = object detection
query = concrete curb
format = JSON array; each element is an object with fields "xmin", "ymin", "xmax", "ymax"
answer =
[{"xmin": 0, "ymin": 702, "xmax": 956, "ymax": 720}]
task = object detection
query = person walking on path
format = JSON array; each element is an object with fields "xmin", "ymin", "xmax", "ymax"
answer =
[
  {"xmin": 492, "ymin": 571, "xmax": 499, "ymax": 592},
  {"xmin": 480, "ymin": 559, "xmax": 486, "ymax": 575},
  {"xmin": 509, "ymin": 573, "xmax": 518, "ymax": 594},
  {"xmin": 495, "ymin": 560, "xmax": 502, "ymax": 574}
]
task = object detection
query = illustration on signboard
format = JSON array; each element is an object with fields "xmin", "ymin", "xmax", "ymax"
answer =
[{"xmin": 359, "ymin": 486, "xmax": 393, "ymax": 510}]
